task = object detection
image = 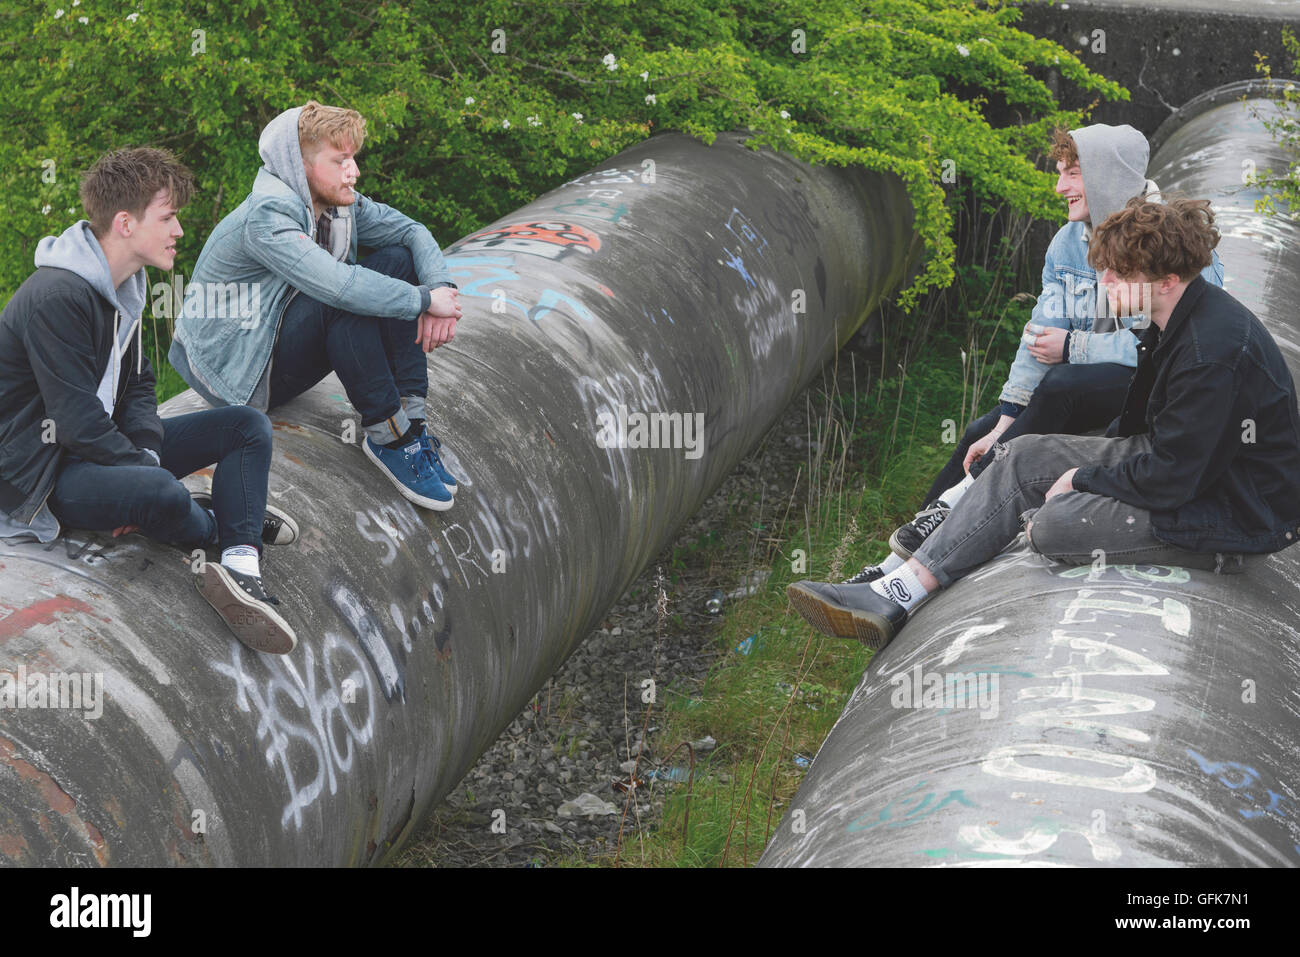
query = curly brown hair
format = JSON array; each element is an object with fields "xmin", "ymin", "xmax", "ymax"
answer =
[
  {"xmin": 80, "ymin": 147, "xmax": 194, "ymax": 237},
  {"xmin": 1048, "ymin": 127, "xmax": 1079, "ymax": 168},
  {"xmin": 1088, "ymin": 196, "xmax": 1219, "ymax": 281}
]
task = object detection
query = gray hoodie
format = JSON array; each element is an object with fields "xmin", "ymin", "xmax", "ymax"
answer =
[
  {"xmin": 0, "ymin": 223, "xmax": 152, "ymax": 543},
  {"xmin": 1071, "ymin": 123, "xmax": 1160, "ymax": 335},
  {"xmin": 35, "ymin": 222, "xmax": 149, "ymax": 418},
  {"xmin": 1072, "ymin": 123, "xmax": 1151, "ymax": 239}
]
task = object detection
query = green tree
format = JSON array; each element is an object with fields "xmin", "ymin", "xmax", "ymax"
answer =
[
  {"xmin": 1251, "ymin": 27, "xmax": 1300, "ymax": 221},
  {"xmin": 1, "ymin": 0, "xmax": 1125, "ymax": 397}
]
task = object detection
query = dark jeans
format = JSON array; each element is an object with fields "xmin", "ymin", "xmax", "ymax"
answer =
[
  {"xmin": 268, "ymin": 245, "xmax": 428, "ymax": 431},
  {"xmin": 912, "ymin": 432, "xmax": 1248, "ymax": 588},
  {"xmin": 923, "ymin": 362, "xmax": 1134, "ymax": 504},
  {"xmin": 49, "ymin": 406, "xmax": 272, "ymax": 553}
]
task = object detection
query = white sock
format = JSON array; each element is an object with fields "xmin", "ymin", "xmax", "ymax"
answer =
[
  {"xmin": 878, "ymin": 552, "xmax": 904, "ymax": 574},
  {"xmin": 870, "ymin": 562, "xmax": 929, "ymax": 612},
  {"xmin": 221, "ymin": 545, "xmax": 260, "ymax": 578},
  {"xmin": 937, "ymin": 473, "xmax": 975, "ymax": 508}
]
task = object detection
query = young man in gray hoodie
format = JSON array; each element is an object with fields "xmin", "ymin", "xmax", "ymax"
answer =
[
  {"xmin": 169, "ymin": 101, "xmax": 463, "ymax": 512},
  {"xmin": 0, "ymin": 148, "xmax": 300, "ymax": 655}
]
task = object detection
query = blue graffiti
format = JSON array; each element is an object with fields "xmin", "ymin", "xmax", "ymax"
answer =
[
  {"xmin": 721, "ymin": 247, "xmax": 756, "ymax": 288},
  {"xmin": 445, "ymin": 254, "xmax": 594, "ymax": 323},
  {"xmin": 846, "ymin": 779, "xmax": 976, "ymax": 833},
  {"xmin": 1186, "ymin": 749, "xmax": 1296, "ymax": 829}
]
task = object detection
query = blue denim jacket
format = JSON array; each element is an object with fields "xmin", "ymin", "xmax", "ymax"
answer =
[
  {"xmin": 169, "ymin": 169, "xmax": 452, "ymax": 408},
  {"xmin": 999, "ymin": 219, "xmax": 1224, "ymax": 410}
]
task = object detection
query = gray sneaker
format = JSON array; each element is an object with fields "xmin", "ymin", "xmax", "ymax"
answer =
[{"xmin": 786, "ymin": 580, "xmax": 906, "ymax": 650}]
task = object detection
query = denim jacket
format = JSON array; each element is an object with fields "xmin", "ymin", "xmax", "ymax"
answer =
[
  {"xmin": 999, "ymin": 219, "xmax": 1224, "ymax": 410},
  {"xmin": 170, "ymin": 171, "xmax": 452, "ymax": 408}
]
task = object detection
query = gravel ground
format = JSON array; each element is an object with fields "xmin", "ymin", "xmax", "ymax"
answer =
[{"xmin": 398, "ymin": 330, "xmax": 873, "ymax": 867}]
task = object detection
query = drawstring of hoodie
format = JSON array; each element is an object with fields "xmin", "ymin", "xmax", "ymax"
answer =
[{"xmin": 108, "ymin": 309, "xmax": 145, "ymax": 406}]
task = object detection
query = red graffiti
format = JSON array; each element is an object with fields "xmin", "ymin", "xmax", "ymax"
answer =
[
  {"xmin": 0, "ymin": 596, "xmax": 95, "ymax": 643},
  {"xmin": 450, "ymin": 221, "xmax": 601, "ymax": 260}
]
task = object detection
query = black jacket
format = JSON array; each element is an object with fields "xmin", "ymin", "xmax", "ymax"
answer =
[
  {"xmin": 0, "ymin": 266, "xmax": 163, "ymax": 526},
  {"xmin": 1075, "ymin": 276, "xmax": 1300, "ymax": 553}
]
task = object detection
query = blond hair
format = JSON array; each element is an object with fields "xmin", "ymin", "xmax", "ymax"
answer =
[{"xmin": 298, "ymin": 100, "xmax": 366, "ymax": 160}]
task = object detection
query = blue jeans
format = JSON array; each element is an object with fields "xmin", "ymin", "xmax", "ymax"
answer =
[
  {"xmin": 268, "ymin": 245, "xmax": 428, "ymax": 430},
  {"xmin": 49, "ymin": 406, "xmax": 273, "ymax": 552}
]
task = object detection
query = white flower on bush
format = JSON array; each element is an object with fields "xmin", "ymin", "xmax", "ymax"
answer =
[
  {"xmin": 527, "ymin": 114, "xmax": 541, "ymax": 127},
  {"xmin": 464, "ymin": 96, "xmax": 475, "ymax": 105},
  {"xmin": 127, "ymin": 12, "xmax": 139, "ymax": 21},
  {"xmin": 602, "ymin": 53, "xmax": 618, "ymax": 71},
  {"xmin": 41, "ymin": 204, "xmax": 51, "ymax": 215},
  {"xmin": 502, "ymin": 119, "xmax": 511, "ymax": 129},
  {"xmin": 639, "ymin": 70, "xmax": 649, "ymax": 81},
  {"xmin": 54, "ymin": 8, "xmax": 64, "ymax": 17},
  {"xmin": 572, "ymin": 112, "xmax": 583, "ymax": 122},
  {"xmin": 644, "ymin": 94, "xmax": 656, "ymax": 105},
  {"xmin": 779, "ymin": 110, "xmax": 790, "ymax": 119},
  {"xmin": 956, "ymin": 43, "xmax": 970, "ymax": 56}
]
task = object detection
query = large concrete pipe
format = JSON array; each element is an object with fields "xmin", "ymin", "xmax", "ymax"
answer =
[
  {"xmin": 0, "ymin": 132, "xmax": 919, "ymax": 865},
  {"xmin": 760, "ymin": 85, "xmax": 1300, "ymax": 868}
]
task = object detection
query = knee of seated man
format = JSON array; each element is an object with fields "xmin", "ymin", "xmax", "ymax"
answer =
[
  {"xmin": 1023, "ymin": 498, "xmax": 1083, "ymax": 558},
  {"xmin": 231, "ymin": 406, "xmax": 273, "ymax": 447},
  {"xmin": 372, "ymin": 244, "xmax": 416, "ymax": 280},
  {"xmin": 1034, "ymin": 363, "xmax": 1080, "ymax": 398}
]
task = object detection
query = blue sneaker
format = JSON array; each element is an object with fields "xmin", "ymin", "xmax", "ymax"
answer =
[
  {"xmin": 421, "ymin": 430, "xmax": 460, "ymax": 494},
  {"xmin": 363, "ymin": 436, "xmax": 454, "ymax": 511}
]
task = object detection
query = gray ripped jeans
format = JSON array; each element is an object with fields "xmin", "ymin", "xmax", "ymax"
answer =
[{"xmin": 911, "ymin": 432, "xmax": 1249, "ymax": 588}]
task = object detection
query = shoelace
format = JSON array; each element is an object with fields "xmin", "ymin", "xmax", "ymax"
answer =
[
  {"xmin": 843, "ymin": 564, "xmax": 881, "ymax": 585},
  {"xmin": 234, "ymin": 571, "xmax": 280, "ymax": 605},
  {"xmin": 406, "ymin": 442, "xmax": 439, "ymax": 481},
  {"xmin": 912, "ymin": 509, "xmax": 949, "ymax": 536}
]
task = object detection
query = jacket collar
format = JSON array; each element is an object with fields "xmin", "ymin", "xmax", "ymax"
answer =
[{"xmin": 1157, "ymin": 274, "xmax": 1208, "ymax": 347}]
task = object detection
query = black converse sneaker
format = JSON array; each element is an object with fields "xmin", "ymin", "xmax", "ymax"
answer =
[
  {"xmin": 843, "ymin": 563, "xmax": 888, "ymax": 585},
  {"xmin": 192, "ymin": 493, "xmax": 299, "ymax": 546},
  {"xmin": 197, "ymin": 562, "xmax": 297, "ymax": 655},
  {"xmin": 889, "ymin": 503, "xmax": 950, "ymax": 559}
]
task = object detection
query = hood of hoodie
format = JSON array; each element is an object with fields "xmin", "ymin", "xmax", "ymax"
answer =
[
  {"xmin": 259, "ymin": 106, "xmax": 315, "ymax": 213},
  {"xmin": 34, "ymin": 220, "xmax": 147, "ymax": 325},
  {"xmin": 33, "ymin": 220, "xmax": 147, "ymax": 415},
  {"xmin": 1071, "ymin": 123, "xmax": 1151, "ymax": 232}
]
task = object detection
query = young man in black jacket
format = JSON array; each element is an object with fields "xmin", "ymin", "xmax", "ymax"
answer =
[
  {"xmin": 788, "ymin": 198, "xmax": 1300, "ymax": 649},
  {"xmin": 0, "ymin": 148, "xmax": 300, "ymax": 655}
]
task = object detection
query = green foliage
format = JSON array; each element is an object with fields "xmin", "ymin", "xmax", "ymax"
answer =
[
  {"xmin": 1251, "ymin": 27, "xmax": 1300, "ymax": 220},
  {"xmin": 3, "ymin": 0, "xmax": 1123, "ymax": 327}
]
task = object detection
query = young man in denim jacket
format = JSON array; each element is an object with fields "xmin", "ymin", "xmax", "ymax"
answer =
[
  {"xmin": 789, "ymin": 199, "xmax": 1300, "ymax": 650},
  {"xmin": 846, "ymin": 124, "xmax": 1224, "ymax": 583},
  {"xmin": 170, "ymin": 101, "xmax": 463, "ymax": 511}
]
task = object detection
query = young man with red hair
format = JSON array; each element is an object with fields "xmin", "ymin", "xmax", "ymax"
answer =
[{"xmin": 171, "ymin": 101, "xmax": 464, "ymax": 511}]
